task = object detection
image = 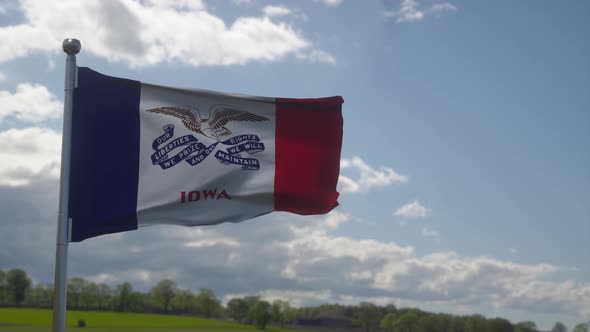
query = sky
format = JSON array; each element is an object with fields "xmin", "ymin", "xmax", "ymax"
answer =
[{"xmin": 0, "ymin": 0, "xmax": 589, "ymax": 330}]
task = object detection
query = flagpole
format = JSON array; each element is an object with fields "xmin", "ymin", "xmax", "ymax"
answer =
[{"xmin": 52, "ymin": 38, "xmax": 80, "ymax": 332}]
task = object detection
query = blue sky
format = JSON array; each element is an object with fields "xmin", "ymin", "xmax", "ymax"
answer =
[{"xmin": 0, "ymin": 0, "xmax": 588, "ymax": 330}]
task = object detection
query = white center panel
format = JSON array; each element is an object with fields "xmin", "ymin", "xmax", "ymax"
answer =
[{"xmin": 136, "ymin": 84, "xmax": 276, "ymax": 226}]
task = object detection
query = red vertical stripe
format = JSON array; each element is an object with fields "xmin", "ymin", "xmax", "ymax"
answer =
[{"xmin": 274, "ymin": 96, "xmax": 344, "ymax": 214}]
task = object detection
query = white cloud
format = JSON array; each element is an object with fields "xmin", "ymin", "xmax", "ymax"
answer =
[
  {"xmin": 0, "ymin": 81, "xmax": 60, "ymax": 186},
  {"xmin": 262, "ymin": 5, "xmax": 292, "ymax": 17},
  {"xmin": 47, "ymin": 59, "xmax": 55, "ymax": 71},
  {"xmin": 499, "ymin": 280, "xmax": 590, "ymax": 318},
  {"xmin": 296, "ymin": 49, "xmax": 336, "ymax": 65},
  {"xmin": 0, "ymin": 0, "xmax": 335, "ymax": 67},
  {"xmin": 184, "ymin": 237, "xmax": 239, "ymax": 248},
  {"xmin": 278, "ymin": 213, "xmax": 589, "ymax": 317},
  {"xmin": 394, "ymin": 200, "xmax": 429, "ymax": 219},
  {"xmin": 0, "ymin": 72, "xmax": 5, "ymax": 82},
  {"xmin": 1, "ymin": 188, "xmax": 589, "ymax": 319},
  {"xmin": 314, "ymin": 0, "xmax": 343, "ymax": 7},
  {"xmin": 232, "ymin": 0, "xmax": 254, "ymax": 6},
  {"xmin": 0, "ymin": 83, "xmax": 62, "ymax": 122},
  {"xmin": 421, "ymin": 227, "xmax": 440, "ymax": 239},
  {"xmin": 262, "ymin": 5, "xmax": 309, "ymax": 22},
  {"xmin": 339, "ymin": 156, "xmax": 408, "ymax": 193},
  {"xmin": 383, "ymin": 0, "xmax": 457, "ymax": 23},
  {"xmin": 383, "ymin": 0, "xmax": 423, "ymax": 23},
  {"xmin": 430, "ymin": 3, "xmax": 457, "ymax": 15},
  {"xmin": 144, "ymin": 0, "xmax": 206, "ymax": 11},
  {"xmin": 0, "ymin": 24, "xmax": 56, "ymax": 64},
  {"xmin": 0, "ymin": 127, "xmax": 61, "ymax": 186}
]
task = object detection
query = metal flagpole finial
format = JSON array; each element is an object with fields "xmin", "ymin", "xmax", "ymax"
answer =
[{"xmin": 62, "ymin": 38, "xmax": 81, "ymax": 55}]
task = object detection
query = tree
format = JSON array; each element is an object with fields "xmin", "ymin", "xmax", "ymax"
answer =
[
  {"xmin": 357, "ymin": 302, "xmax": 383, "ymax": 332},
  {"xmin": 243, "ymin": 296, "xmax": 261, "ymax": 324},
  {"xmin": 448, "ymin": 316, "xmax": 466, "ymax": 332},
  {"xmin": 465, "ymin": 315, "xmax": 487, "ymax": 332},
  {"xmin": 383, "ymin": 304, "xmax": 398, "ymax": 316},
  {"xmin": 67, "ymin": 277, "xmax": 86, "ymax": 309},
  {"xmin": 0, "ymin": 270, "xmax": 8, "ymax": 305},
  {"xmin": 573, "ymin": 323, "xmax": 589, "ymax": 332},
  {"xmin": 249, "ymin": 300, "xmax": 271, "ymax": 329},
  {"xmin": 80, "ymin": 282, "xmax": 99, "ymax": 309},
  {"xmin": 6, "ymin": 269, "xmax": 31, "ymax": 306},
  {"xmin": 114, "ymin": 282, "xmax": 133, "ymax": 312},
  {"xmin": 284, "ymin": 306, "xmax": 297, "ymax": 326},
  {"xmin": 552, "ymin": 322, "xmax": 568, "ymax": 332},
  {"xmin": 96, "ymin": 283, "xmax": 112, "ymax": 310},
  {"xmin": 170, "ymin": 289, "xmax": 195, "ymax": 314},
  {"xmin": 27, "ymin": 283, "xmax": 52, "ymax": 308},
  {"xmin": 380, "ymin": 312, "xmax": 397, "ymax": 332},
  {"xmin": 127, "ymin": 290, "xmax": 148, "ymax": 312},
  {"xmin": 418, "ymin": 315, "xmax": 444, "ymax": 332},
  {"xmin": 486, "ymin": 318, "xmax": 513, "ymax": 332},
  {"xmin": 151, "ymin": 279, "xmax": 177, "ymax": 313},
  {"xmin": 271, "ymin": 300, "xmax": 292, "ymax": 327},
  {"xmin": 515, "ymin": 321, "xmax": 538, "ymax": 332},
  {"xmin": 297, "ymin": 305, "xmax": 321, "ymax": 319},
  {"xmin": 194, "ymin": 288, "xmax": 222, "ymax": 318},
  {"xmin": 227, "ymin": 298, "xmax": 250, "ymax": 323},
  {"xmin": 394, "ymin": 311, "xmax": 419, "ymax": 332}
]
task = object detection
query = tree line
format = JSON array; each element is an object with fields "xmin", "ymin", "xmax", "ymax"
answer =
[{"xmin": 0, "ymin": 268, "xmax": 588, "ymax": 332}]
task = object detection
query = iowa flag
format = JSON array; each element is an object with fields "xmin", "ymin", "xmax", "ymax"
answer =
[{"xmin": 69, "ymin": 68, "xmax": 343, "ymax": 242}]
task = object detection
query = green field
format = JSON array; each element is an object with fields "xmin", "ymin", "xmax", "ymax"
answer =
[{"xmin": 0, "ymin": 308, "xmax": 304, "ymax": 332}]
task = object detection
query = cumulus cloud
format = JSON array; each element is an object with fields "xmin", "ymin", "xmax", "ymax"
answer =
[
  {"xmin": 144, "ymin": 0, "xmax": 206, "ymax": 11},
  {"xmin": 262, "ymin": 5, "xmax": 309, "ymax": 22},
  {"xmin": 339, "ymin": 156, "xmax": 408, "ymax": 193},
  {"xmin": 296, "ymin": 49, "xmax": 336, "ymax": 65},
  {"xmin": 184, "ymin": 237, "xmax": 240, "ymax": 248},
  {"xmin": 232, "ymin": 0, "xmax": 254, "ymax": 6},
  {"xmin": 0, "ymin": 127, "xmax": 61, "ymax": 186},
  {"xmin": 421, "ymin": 227, "xmax": 439, "ymax": 239},
  {"xmin": 0, "ymin": 180, "xmax": 589, "ymax": 319},
  {"xmin": 314, "ymin": 0, "xmax": 343, "ymax": 7},
  {"xmin": 0, "ymin": 81, "xmax": 62, "ymax": 186},
  {"xmin": 262, "ymin": 5, "xmax": 292, "ymax": 17},
  {"xmin": 0, "ymin": 83, "xmax": 62, "ymax": 122},
  {"xmin": 500, "ymin": 280, "xmax": 590, "ymax": 317},
  {"xmin": 383, "ymin": 0, "xmax": 457, "ymax": 23},
  {"xmin": 0, "ymin": 0, "xmax": 334, "ymax": 67},
  {"xmin": 394, "ymin": 200, "xmax": 429, "ymax": 219}
]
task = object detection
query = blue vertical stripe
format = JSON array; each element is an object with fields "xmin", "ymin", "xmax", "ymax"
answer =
[{"xmin": 69, "ymin": 67, "xmax": 141, "ymax": 242}]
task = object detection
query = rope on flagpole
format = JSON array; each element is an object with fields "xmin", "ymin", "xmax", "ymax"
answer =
[{"xmin": 52, "ymin": 38, "xmax": 80, "ymax": 332}]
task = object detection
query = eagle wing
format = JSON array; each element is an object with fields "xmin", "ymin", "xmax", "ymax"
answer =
[
  {"xmin": 207, "ymin": 105, "xmax": 269, "ymax": 134},
  {"xmin": 146, "ymin": 107, "xmax": 201, "ymax": 132},
  {"xmin": 146, "ymin": 106, "xmax": 198, "ymax": 122}
]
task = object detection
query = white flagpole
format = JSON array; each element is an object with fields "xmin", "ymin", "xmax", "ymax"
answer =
[{"xmin": 52, "ymin": 38, "xmax": 80, "ymax": 332}]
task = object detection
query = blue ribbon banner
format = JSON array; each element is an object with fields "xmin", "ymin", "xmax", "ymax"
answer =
[{"xmin": 150, "ymin": 125, "xmax": 265, "ymax": 170}]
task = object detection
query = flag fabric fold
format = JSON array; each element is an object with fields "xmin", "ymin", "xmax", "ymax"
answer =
[{"xmin": 69, "ymin": 67, "xmax": 343, "ymax": 242}]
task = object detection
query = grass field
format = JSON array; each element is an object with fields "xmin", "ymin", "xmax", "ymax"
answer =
[{"xmin": 0, "ymin": 308, "xmax": 305, "ymax": 332}]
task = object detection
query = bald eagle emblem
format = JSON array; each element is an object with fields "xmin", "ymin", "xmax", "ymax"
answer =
[
  {"xmin": 146, "ymin": 104, "xmax": 268, "ymax": 171},
  {"xmin": 146, "ymin": 105, "xmax": 269, "ymax": 140}
]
